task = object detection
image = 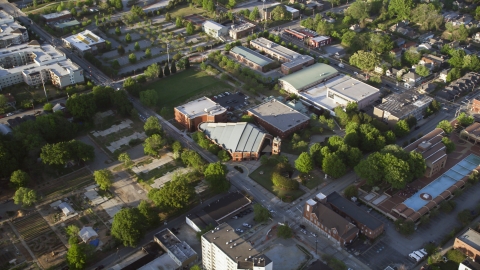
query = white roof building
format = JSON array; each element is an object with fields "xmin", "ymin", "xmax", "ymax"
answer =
[
  {"xmin": 62, "ymin": 30, "xmax": 106, "ymax": 54},
  {"xmin": 79, "ymin": 226, "xmax": 98, "ymax": 243},
  {"xmin": 202, "ymin": 20, "xmax": 228, "ymax": 39},
  {"xmin": 58, "ymin": 202, "xmax": 75, "ymax": 216}
]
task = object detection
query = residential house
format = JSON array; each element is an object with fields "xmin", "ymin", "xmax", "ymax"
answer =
[
  {"xmin": 403, "ymin": 71, "xmax": 422, "ymax": 88},
  {"xmin": 390, "ymin": 48, "xmax": 402, "ymax": 59},
  {"xmin": 443, "ymin": 11, "xmax": 459, "ymax": 23},
  {"xmin": 374, "ymin": 62, "xmax": 391, "ymax": 75},
  {"xmin": 386, "ymin": 68, "xmax": 405, "ymax": 79},
  {"xmin": 452, "ymin": 15, "xmax": 473, "ymax": 26},
  {"xmin": 460, "ymin": 258, "xmax": 480, "ymax": 270},
  {"xmin": 437, "ymin": 72, "xmax": 480, "ymax": 101},
  {"xmin": 418, "ymin": 32, "xmax": 435, "ymax": 42},
  {"xmin": 390, "ymin": 20, "xmax": 409, "ymax": 32},
  {"xmin": 418, "ymin": 43, "xmax": 432, "ymax": 51},
  {"xmin": 428, "ymin": 38, "xmax": 445, "ymax": 49},
  {"xmin": 402, "ymin": 41, "xmax": 417, "ymax": 51},
  {"xmin": 305, "ymin": 1, "xmax": 324, "ymax": 10},
  {"xmin": 393, "ymin": 38, "xmax": 406, "ymax": 47},
  {"xmin": 349, "ymin": 24, "xmax": 361, "ymax": 32},
  {"xmin": 419, "ymin": 54, "xmax": 446, "ymax": 70},
  {"xmin": 418, "ymin": 83, "xmax": 436, "ymax": 94},
  {"xmin": 324, "ymin": 17, "xmax": 336, "ymax": 23},
  {"xmin": 474, "ymin": 32, "xmax": 480, "ymax": 42},
  {"xmin": 439, "ymin": 69, "xmax": 449, "ymax": 83}
]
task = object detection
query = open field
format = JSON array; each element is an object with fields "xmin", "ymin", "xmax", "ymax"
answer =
[
  {"xmin": 37, "ymin": 168, "xmax": 94, "ymax": 202},
  {"xmin": 250, "ymin": 165, "xmax": 305, "ymax": 202},
  {"xmin": 169, "ymin": 5, "xmax": 207, "ymax": 18},
  {"xmin": 147, "ymin": 69, "xmax": 233, "ymax": 107}
]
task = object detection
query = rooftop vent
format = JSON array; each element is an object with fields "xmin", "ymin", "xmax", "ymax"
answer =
[{"xmin": 230, "ymin": 246, "xmax": 233, "ymax": 248}]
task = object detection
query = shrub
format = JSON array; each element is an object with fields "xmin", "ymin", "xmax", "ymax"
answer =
[
  {"xmin": 446, "ymin": 249, "xmax": 466, "ymax": 264},
  {"xmin": 271, "ymin": 172, "xmax": 298, "ymax": 190}
]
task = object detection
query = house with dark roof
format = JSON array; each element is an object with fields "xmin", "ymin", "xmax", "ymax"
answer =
[
  {"xmin": 404, "ymin": 128, "xmax": 447, "ymax": 177},
  {"xmin": 437, "ymin": 72, "xmax": 480, "ymax": 101},
  {"xmin": 186, "ymin": 192, "xmax": 252, "ymax": 232}
]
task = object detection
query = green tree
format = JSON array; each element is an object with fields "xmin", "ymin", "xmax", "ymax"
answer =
[
  {"xmin": 437, "ymin": 120, "xmax": 453, "ymax": 134},
  {"xmin": 172, "ymin": 141, "xmax": 182, "ymax": 153},
  {"xmin": 217, "ymin": 150, "xmax": 230, "ymax": 161},
  {"xmin": 93, "ymin": 169, "xmax": 113, "ymax": 191},
  {"xmin": 277, "ymin": 224, "xmax": 293, "ymax": 238},
  {"xmin": 272, "ymin": 172, "xmax": 299, "ymax": 190},
  {"xmin": 271, "ymin": 5, "xmax": 290, "ymax": 21},
  {"xmin": 115, "ymin": 26, "xmax": 121, "ymax": 35},
  {"xmin": 204, "ymin": 162, "xmax": 230, "ymax": 193},
  {"xmin": 165, "ymin": 12, "xmax": 171, "ymax": 21},
  {"xmin": 394, "ymin": 120, "xmax": 410, "ymax": 137},
  {"xmin": 190, "ymin": 265, "xmax": 202, "ymax": 270},
  {"xmin": 0, "ymin": 94, "xmax": 7, "ymax": 108},
  {"xmin": 148, "ymin": 176, "xmax": 194, "ymax": 211},
  {"xmin": 10, "ymin": 170, "xmax": 30, "ymax": 189},
  {"xmin": 92, "ymin": 86, "xmax": 114, "ymax": 108},
  {"xmin": 66, "ymin": 243, "xmax": 87, "ymax": 270},
  {"xmin": 118, "ymin": 152, "xmax": 133, "ymax": 168},
  {"xmin": 128, "ymin": 53, "xmax": 137, "ymax": 63},
  {"xmin": 294, "ymin": 152, "xmax": 314, "ymax": 174},
  {"xmin": 117, "ymin": 45, "xmax": 125, "ymax": 55},
  {"xmin": 388, "ymin": 0, "xmax": 413, "ymax": 20},
  {"xmin": 144, "ymin": 116, "xmax": 162, "ymax": 136},
  {"xmin": 463, "ymin": 55, "xmax": 480, "ymax": 72},
  {"xmin": 170, "ymin": 61, "xmax": 177, "ymax": 74},
  {"xmin": 322, "ymin": 153, "xmax": 347, "ymax": 178},
  {"xmin": 403, "ymin": 47, "xmax": 421, "ymax": 66},
  {"xmin": 316, "ymin": 20, "xmax": 332, "ymax": 35},
  {"xmin": 13, "ymin": 187, "xmax": 37, "ymax": 207},
  {"xmin": 111, "ymin": 208, "xmax": 146, "ymax": 247},
  {"xmin": 448, "ymin": 49, "xmax": 466, "ymax": 68},
  {"xmin": 394, "ymin": 219, "xmax": 415, "ymax": 235},
  {"xmin": 40, "ymin": 140, "xmax": 94, "ymax": 166},
  {"xmin": 383, "ymin": 153, "xmax": 410, "ymax": 189},
  {"xmin": 175, "ymin": 16, "xmax": 183, "ymax": 27},
  {"xmin": 347, "ymin": 1, "xmax": 369, "ymax": 22},
  {"xmin": 446, "ymin": 68, "xmax": 462, "ymax": 83},
  {"xmin": 457, "ymin": 209, "xmax": 473, "ymax": 225},
  {"xmin": 164, "ymin": 63, "xmax": 170, "ymax": 76},
  {"xmin": 227, "ymin": 0, "xmax": 236, "ymax": 8},
  {"xmin": 410, "ymin": 4, "xmax": 443, "ymax": 31},
  {"xmin": 134, "ymin": 41, "xmax": 140, "ymax": 51},
  {"xmin": 415, "ymin": 65, "xmax": 430, "ymax": 77},
  {"xmin": 66, "ymin": 93, "xmax": 97, "ymax": 120},
  {"xmin": 143, "ymin": 134, "xmax": 166, "ymax": 156},
  {"xmin": 309, "ymin": 143, "xmax": 323, "ymax": 166},
  {"xmin": 144, "ymin": 63, "xmax": 161, "ymax": 79},
  {"xmin": 125, "ymin": 33, "xmax": 132, "ymax": 43},
  {"xmin": 249, "ymin": 7, "xmax": 260, "ymax": 20},
  {"xmin": 137, "ymin": 200, "xmax": 159, "ymax": 228},
  {"xmin": 441, "ymin": 137, "xmax": 455, "ymax": 154},
  {"xmin": 349, "ymin": 50, "xmax": 380, "ymax": 71},
  {"xmin": 66, "ymin": 225, "xmax": 80, "ymax": 238},
  {"xmin": 186, "ymin": 22, "xmax": 194, "ymax": 35},
  {"xmin": 344, "ymin": 185, "xmax": 358, "ymax": 200},
  {"xmin": 145, "ymin": 48, "xmax": 151, "ymax": 58},
  {"xmin": 181, "ymin": 150, "xmax": 205, "ymax": 169},
  {"xmin": 457, "ymin": 112, "xmax": 474, "ymax": 127},
  {"xmin": 253, "ymin": 204, "xmax": 271, "ymax": 223},
  {"xmin": 139, "ymin": 89, "xmax": 158, "ymax": 107}
]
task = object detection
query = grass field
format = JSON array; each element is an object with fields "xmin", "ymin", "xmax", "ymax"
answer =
[
  {"xmin": 38, "ymin": 168, "xmax": 94, "ymax": 201},
  {"xmin": 148, "ymin": 69, "xmax": 233, "ymax": 107},
  {"xmin": 250, "ymin": 165, "xmax": 304, "ymax": 202},
  {"xmin": 170, "ymin": 5, "xmax": 207, "ymax": 18}
]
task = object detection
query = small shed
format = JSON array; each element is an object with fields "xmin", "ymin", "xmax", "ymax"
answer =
[
  {"xmin": 79, "ymin": 227, "xmax": 98, "ymax": 243},
  {"xmin": 52, "ymin": 103, "xmax": 65, "ymax": 112},
  {"xmin": 58, "ymin": 202, "xmax": 74, "ymax": 216}
]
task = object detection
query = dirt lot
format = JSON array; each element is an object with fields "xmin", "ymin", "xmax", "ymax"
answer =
[
  {"xmin": 264, "ymin": 243, "xmax": 308, "ymax": 270},
  {"xmin": 111, "ymin": 171, "xmax": 148, "ymax": 207}
]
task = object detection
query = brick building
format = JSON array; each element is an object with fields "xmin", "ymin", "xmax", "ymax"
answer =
[
  {"xmin": 198, "ymin": 122, "xmax": 280, "ymax": 161},
  {"xmin": 174, "ymin": 97, "xmax": 227, "ymax": 132},
  {"xmin": 472, "ymin": 97, "xmax": 480, "ymax": 113},
  {"xmin": 404, "ymin": 128, "xmax": 447, "ymax": 177},
  {"xmin": 454, "ymin": 228, "xmax": 480, "ymax": 262},
  {"xmin": 247, "ymin": 98, "xmax": 309, "ymax": 139},
  {"xmin": 229, "ymin": 22, "xmax": 256, "ymax": 40},
  {"xmin": 280, "ymin": 55, "xmax": 315, "ymax": 75},
  {"xmin": 303, "ymin": 194, "xmax": 359, "ymax": 246},
  {"xmin": 229, "ymin": 46, "xmax": 274, "ymax": 72},
  {"xmin": 309, "ymin": 36, "xmax": 332, "ymax": 48}
]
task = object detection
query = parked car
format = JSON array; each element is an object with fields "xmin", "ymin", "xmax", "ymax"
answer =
[
  {"xmin": 243, "ymin": 223, "xmax": 252, "ymax": 228},
  {"xmin": 224, "ymin": 92, "xmax": 230, "ymax": 95},
  {"xmin": 310, "ymin": 232, "xmax": 317, "ymax": 237},
  {"xmin": 236, "ymin": 228, "xmax": 244, "ymax": 233},
  {"xmin": 300, "ymin": 229, "xmax": 307, "ymax": 235},
  {"xmin": 232, "ymin": 216, "xmax": 238, "ymax": 219},
  {"xmin": 299, "ymin": 225, "xmax": 306, "ymax": 230},
  {"xmin": 6, "ymin": 112, "xmax": 14, "ymax": 117}
]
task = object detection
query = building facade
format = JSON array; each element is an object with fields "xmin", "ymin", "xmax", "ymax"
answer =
[
  {"xmin": 202, "ymin": 223, "xmax": 273, "ymax": 270},
  {"xmin": 229, "ymin": 46, "xmax": 274, "ymax": 72},
  {"xmin": 250, "ymin": 37, "xmax": 298, "ymax": 63},
  {"xmin": 309, "ymin": 36, "xmax": 332, "ymax": 47},
  {"xmin": 472, "ymin": 97, "xmax": 480, "ymax": 114},
  {"xmin": 229, "ymin": 22, "xmax": 256, "ymax": 40},
  {"xmin": 62, "ymin": 30, "xmax": 106, "ymax": 55},
  {"xmin": 454, "ymin": 228, "xmax": 480, "ymax": 262},
  {"xmin": 202, "ymin": 20, "xmax": 228, "ymax": 39},
  {"xmin": 174, "ymin": 97, "xmax": 227, "ymax": 131},
  {"xmin": 280, "ymin": 55, "xmax": 315, "ymax": 75}
]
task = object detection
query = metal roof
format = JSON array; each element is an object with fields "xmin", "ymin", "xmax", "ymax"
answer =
[
  {"xmin": 199, "ymin": 122, "xmax": 267, "ymax": 153},
  {"xmin": 247, "ymin": 98, "xmax": 309, "ymax": 132},
  {"xmin": 279, "ymin": 63, "xmax": 338, "ymax": 91},
  {"xmin": 230, "ymin": 46, "xmax": 273, "ymax": 67}
]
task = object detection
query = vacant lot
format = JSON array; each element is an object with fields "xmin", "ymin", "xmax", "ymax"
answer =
[
  {"xmin": 37, "ymin": 168, "xmax": 94, "ymax": 202},
  {"xmin": 250, "ymin": 165, "xmax": 304, "ymax": 202},
  {"xmin": 147, "ymin": 69, "xmax": 233, "ymax": 107},
  {"xmin": 170, "ymin": 5, "xmax": 206, "ymax": 18}
]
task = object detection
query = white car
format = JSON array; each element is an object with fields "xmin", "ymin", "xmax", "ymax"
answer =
[
  {"xmin": 236, "ymin": 228, "xmax": 244, "ymax": 233},
  {"xmin": 6, "ymin": 112, "xmax": 14, "ymax": 116},
  {"xmin": 300, "ymin": 229, "xmax": 307, "ymax": 235},
  {"xmin": 242, "ymin": 223, "xmax": 252, "ymax": 228}
]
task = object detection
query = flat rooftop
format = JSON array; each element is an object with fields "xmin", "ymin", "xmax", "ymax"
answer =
[
  {"xmin": 154, "ymin": 229, "xmax": 196, "ymax": 263},
  {"xmin": 175, "ymin": 96, "xmax": 226, "ymax": 119},
  {"xmin": 203, "ymin": 20, "xmax": 225, "ymax": 31},
  {"xmin": 202, "ymin": 223, "xmax": 271, "ymax": 268},
  {"xmin": 299, "ymin": 84, "xmax": 338, "ymax": 111},
  {"xmin": 463, "ymin": 122, "xmax": 480, "ymax": 137},
  {"xmin": 229, "ymin": 22, "xmax": 255, "ymax": 33},
  {"xmin": 0, "ymin": 22, "xmax": 26, "ymax": 41},
  {"xmin": 311, "ymin": 36, "xmax": 330, "ymax": 42},
  {"xmin": 41, "ymin": 10, "xmax": 71, "ymax": 20},
  {"xmin": 202, "ymin": 192, "xmax": 251, "ymax": 222},
  {"xmin": 376, "ymin": 91, "xmax": 433, "ymax": 118},
  {"xmin": 282, "ymin": 54, "xmax": 314, "ymax": 68},
  {"xmin": 248, "ymin": 98, "xmax": 309, "ymax": 132},
  {"xmin": 63, "ymin": 30, "xmax": 105, "ymax": 51},
  {"xmin": 325, "ymin": 75, "xmax": 380, "ymax": 102},
  {"xmin": 230, "ymin": 46, "xmax": 274, "ymax": 67},
  {"xmin": 279, "ymin": 63, "xmax": 338, "ymax": 91},
  {"xmin": 250, "ymin": 37, "xmax": 299, "ymax": 61},
  {"xmin": 457, "ymin": 228, "xmax": 480, "ymax": 253},
  {"xmin": 56, "ymin": 20, "xmax": 80, "ymax": 29}
]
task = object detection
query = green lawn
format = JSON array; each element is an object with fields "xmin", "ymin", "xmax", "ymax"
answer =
[
  {"xmin": 250, "ymin": 165, "xmax": 305, "ymax": 202},
  {"xmin": 148, "ymin": 69, "xmax": 233, "ymax": 107},
  {"xmin": 170, "ymin": 5, "xmax": 207, "ymax": 18}
]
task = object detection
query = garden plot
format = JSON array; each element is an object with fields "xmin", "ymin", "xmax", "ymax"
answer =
[
  {"xmin": 37, "ymin": 168, "xmax": 94, "ymax": 202},
  {"xmin": 106, "ymin": 132, "xmax": 147, "ymax": 152},
  {"xmin": 132, "ymin": 153, "xmax": 174, "ymax": 175},
  {"xmin": 92, "ymin": 119, "xmax": 133, "ymax": 137},
  {"xmin": 151, "ymin": 167, "xmax": 193, "ymax": 189}
]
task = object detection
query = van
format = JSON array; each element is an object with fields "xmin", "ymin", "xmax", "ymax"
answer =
[
  {"xmin": 409, "ymin": 253, "xmax": 421, "ymax": 262},
  {"xmin": 414, "ymin": 251, "xmax": 425, "ymax": 259}
]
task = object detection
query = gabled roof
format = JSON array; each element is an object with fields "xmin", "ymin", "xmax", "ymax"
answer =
[
  {"xmin": 199, "ymin": 122, "xmax": 268, "ymax": 153},
  {"xmin": 312, "ymin": 203, "xmax": 358, "ymax": 239},
  {"xmin": 79, "ymin": 226, "xmax": 98, "ymax": 243}
]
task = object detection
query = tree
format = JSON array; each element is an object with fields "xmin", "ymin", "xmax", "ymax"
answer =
[
  {"xmin": 175, "ymin": 16, "xmax": 183, "ymax": 27},
  {"xmin": 403, "ymin": 47, "xmax": 421, "ymax": 66},
  {"xmin": 271, "ymin": 5, "xmax": 290, "ymax": 21},
  {"xmin": 355, "ymin": 152, "xmax": 386, "ymax": 186},
  {"xmin": 128, "ymin": 53, "xmax": 137, "ymax": 63},
  {"xmin": 139, "ymin": 89, "xmax": 158, "ymax": 107},
  {"xmin": 111, "ymin": 208, "xmax": 145, "ymax": 247},
  {"xmin": 227, "ymin": 0, "xmax": 236, "ymax": 8},
  {"xmin": 349, "ymin": 50, "xmax": 380, "ymax": 71},
  {"xmin": 164, "ymin": 63, "xmax": 170, "ymax": 76},
  {"xmin": 92, "ymin": 86, "xmax": 114, "ymax": 108},
  {"xmin": 181, "ymin": 150, "xmax": 205, "ymax": 169},
  {"xmin": 165, "ymin": 12, "xmax": 171, "ymax": 21},
  {"xmin": 347, "ymin": 1, "xmax": 369, "ymax": 22},
  {"xmin": 66, "ymin": 93, "xmax": 97, "ymax": 120},
  {"xmin": 253, "ymin": 204, "xmax": 271, "ymax": 223},
  {"xmin": 295, "ymin": 152, "xmax": 314, "ymax": 174},
  {"xmin": 217, "ymin": 150, "xmax": 230, "ymax": 162},
  {"xmin": 67, "ymin": 243, "xmax": 87, "ymax": 270},
  {"xmin": 322, "ymin": 153, "xmax": 347, "ymax": 178},
  {"xmin": 410, "ymin": 4, "xmax": 443, "ymax": 31},
  {"xmin": 118, "ymin": 152, "xmax": 133, "ymax": 168},
  {"xmin": 272, "ymin": 172, "xmax": 299, "ymax": 190},
  {"xmin": 137, "ymin": 200, "xmax": 159, "ymax": 228},
  {"xmin": 383, "ymin": 154, "xmax": 410, "ymax": 189},
  {"xmin": 447, "ymin": 249, "xmax": 466, "ymax": 264},
  {"xmin": 134, "ymin": 41, "xmax": 140, "ymax": 51},
  {"xmin": 40, "ymin": 140, "xmax": 94, "ymax": 166},
  {"xmin": 249, "ymin": 7, "xmax": 260, "ymax": 21},
  {"xmin": 170, "ymin": 61, "xmax": 177, "ymax": 74},
  {"xmin": 144, "ymin": 63, "xmax": 161, "ymax": 80},
  {"xmin": 184, "ymin": 22, "xmax": 194, "ymax": 35},
  {"xmin": 66, "ymin": 225, "xmax": 80, "ymax": 238},
  {"xmin": 148, "ymin": 176, "xmax": 194, "ymax": 211},
  {"xmin": 0, "ymin": 94, "xmax": 7, "ymax": 108},
  {"xmin": 448, "ymin": 49, "xmax": 466, "ymax": 68},
  {"xmin": 437, "ymin": 120, "xmax": 453, "ymax": 134},
  {"xmin": 316, "ymin": 20, "xmax": 332, "ymax": 35},
  {"xmin": 117, "ymin": 45, "xmax": 125, "ymax": 55},
  {"xmin": 344, "ymin": 185, "xmax": 358, "ymax": 200},
  {"xmin": 446, "ymin": 68, "xmax": 462, "ymax": 83},
  {"xmin": 143, "ymin": 134, "xmax": 166, "ymax": 156},
  {"xmin": 13, "ymin": 187, "xmax": 37, "ymax": 207},
  {"xmin": 442, "ymin": 137, "xmax": 455, "ymax": 154},
  {"xmin": 394, "ymin": 120, "xmax": 410, "ymax": 137},
  {"xmin": 463, "ymin": 55, "xmax": 480, "ymax": 72},
  {"xmin": 144, "ymin": 116, "xmax": 162, "ymax": 136},
  {"xmin": 457, "ymin": 209, "xmax": 473, "ymax": 225},
  {"xmin": 204, "ymin": 162, "xmax": 230, "ymax": 193},
  {"xmin": 388, "ymin": 0, "xmax": 413, "ymax": 20},
  {"xmin": 190, "ymin": 265, "xmax": 202, "ymax": 270},
  {"xmin": 415, "ymin": 65, "xmax": 430, "ymax": 77},
  {"xmin": 457, "ymin": 112, "xmax": 474, "ymax": 127},
  {"xmin": 10, "ymin": 170, "xmax": 30, "ymax": 189},
  {"xmin": 115, "ymin": 26, "xmax": 121, "ymax": 35},
  {"xmin": 125, "ymin": 33, "xmax": 132, "ymax": 43},
  {"xmin": 277, "ymin": 224, "xmax": 293, "ymax": 238},
  {"xmin": 93, "ymin": 169, "xmax": 113, "ymax": 191},
  {"xmin": 144, "ymin": 48, "xmax": 151, "ymax": 58}
]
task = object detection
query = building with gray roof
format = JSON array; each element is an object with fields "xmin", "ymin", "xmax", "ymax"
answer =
[
  {"xmin": 278, "ymin": 63, "xmax": 339, "ymax": 93},
  {"xmin": 154, "ymin": 229, "xmax": 197, "ymax": 268},
  {"xmin": 230, "ymin": 46, "xmax": 274, "ymax": 72},
  {"xmin": 247, "ymin": 98, "xmax": 309, "ymax": 139},
  {"xmin": 199, "ymin": 122, "xmax": 279, "ymax": 161},
  {"xmin": 373, "ymin": 91, "xmax": 433, "ymax": 127},
  {"xmin": 202, "ymin": 223, "xmax": 272, "ymax": 270},
  {"xmin": 175, "ymin": 96, "xmax": 227, "ymax": 131}
]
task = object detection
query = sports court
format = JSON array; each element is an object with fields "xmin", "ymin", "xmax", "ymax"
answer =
[{"xmin": 184, "ymin": 14, "xmax": 206, "ymax": 26}]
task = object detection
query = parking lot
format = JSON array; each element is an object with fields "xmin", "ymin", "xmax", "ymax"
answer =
[
  {"xmin": 224, "ymin": 206, "xmax": 255, "ymax": 235},
  {"xmin": 213, "ymin": 92, "xmax": 251, "ymax": 112}
]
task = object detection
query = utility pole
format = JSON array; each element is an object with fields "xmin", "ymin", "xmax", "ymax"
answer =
[{"xmin": 40, "ymin": 71, "xmax": 48, "ymax": 102}]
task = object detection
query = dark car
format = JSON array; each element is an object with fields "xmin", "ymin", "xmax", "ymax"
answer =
[
  {"xmin": 94, "ymin": 265, "xmax": 104, "ymax": 270},
  {"xmin": 299, "ymin": 225, "xmax": 306, "ymax": 230}
]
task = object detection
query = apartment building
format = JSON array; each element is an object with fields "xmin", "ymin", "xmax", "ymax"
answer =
[
  {"xmin": 0, "ymin": 11, "xmax": 28, "ymax": 48},
  {"xmin": 250, "ymin": 37, "xmax": 299, "ymax": 63},
  {"xmin": 201, "ymin": 223, "xmax": 273, "ymax": 270},
  {"xmin": 202, "ymin": 20, "xmax": 228, "ymax": 39},
  {"xmin": 0, "ymin": 42, "xmax": 84, "ymax": 89},
  {"xmin": 63, "ymin": 30, "xmax": 106, "ymax": 55},
  {"xmin": 229, "ymin": 46, "xmax": 274, "ymax": 72}
]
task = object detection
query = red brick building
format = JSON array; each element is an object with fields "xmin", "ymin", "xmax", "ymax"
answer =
[
  {"xmin": 247, "ymin": 99, "xmax": 309, "ymax": 139},
  {"xmin": 454, "ymin": 228, "xmax": 480, "ymax": 262},
  {"xmin": 309, "ymin": 36, "xmax": 332, "ymax": 48},
  {"xmin": 174, "ymin": 97, "xmax": 227, "ymax": 132},
  {"xmin": 472, "ymin": 97, "xmax": 480, "ymax": 114}
]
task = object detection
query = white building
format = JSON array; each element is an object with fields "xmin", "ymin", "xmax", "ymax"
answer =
[
  {"xmin": 202, "ymin": 223, "xmax": 273, "ymax": 270},
  {"xmin": 0, "ymin": 42, "xmax": 84, "ymax": 89},
  {"xmin": 202, "ymin": 20, "xmax": 228, "ymax": 39},
  {"xmin": 0, "ymin": 11, "xmax": 28, "ymax": 48},
  {"xmin": 62, "ymin": 30, "xmax": 106, "ymax": 55}
]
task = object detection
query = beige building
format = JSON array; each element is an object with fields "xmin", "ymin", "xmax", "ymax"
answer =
[
  {"xmin": 63, "ymin": 30, "xmax": 106, "ymax": 55},
  {"xmin": 0, "ymin": 42, "xmax": 84, "ymax": 89},
  {"xmin": 454, "ymin": 228, "xmax": 480, "ymax": 262}
]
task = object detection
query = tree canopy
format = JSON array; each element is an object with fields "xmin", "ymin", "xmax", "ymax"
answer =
[
  {"xmin": 93, "ymin": 169, "xmax": 113, "ymax": 191},
  {"xmin": 437, "ymin": 120, "xmax": 453, "ymax": 134},
  {"xmin": 204, "ymin": 162, "xmax": 230, "ymax": 193},
  {"xmin": 66, "ymin": 93, "xmax": 97, "ymax": 120},
  {"xmin": 67, "ymin": 243, "xmax": 87, "ymax": 270},
  {"xmin": 10, "ymin": 170, "xmax": 30, "ymax": 189},
  {"xmin": 144, "ymin": 116, "xmax": 162, "ymax": 136},
  {"xmin": 457, "ymin": 112, "xmax": 474, "ymax": 127},
  {"xmin": 111, "ymin": 208, "xmax": 146, "ymax": 247},
  {"xmin": 148, "ymin": 175, "xmax": 194, "ymax": 211},
  {"xmin": 388, "ymin": 0, "xmax": 414, "ymax": 20},
  {"xmin": 14, "ymin": 187, "xmax": 37, "ymax": 207},
  {"xmin": 349, "ymin": 50, "xmax": 380, "ymax": 71},
  {"xmin": 143, "ymin": 134, "xmax": 166, "ymax": 156},
  {"xmin": 253, "ymin": 204, "xmax": 271, "ymax": 223},
  {"xmin": 144, "ymin": 63, "xmax": 161, "ymax": 79},
  {"xmin": 40, "ymin": 140, "xmax": 94, "ymax": 166},
  {"xmin": 294, "ymin": 152, "xmax": 314, "ymax": 174},
  {"xmin": 394, "ymin": 120, "xmax": 410, "ymax": 137}
]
